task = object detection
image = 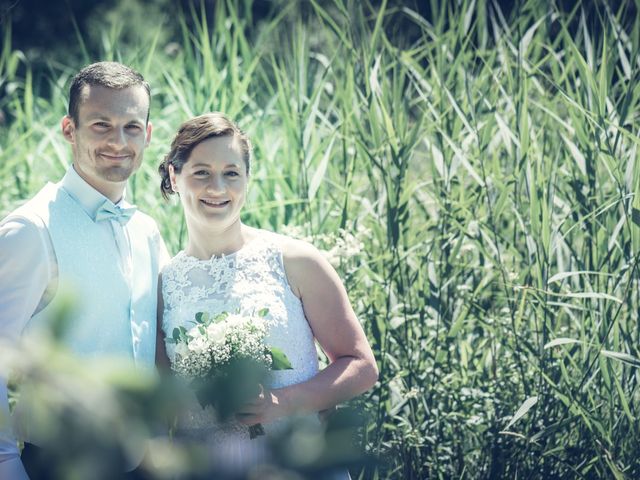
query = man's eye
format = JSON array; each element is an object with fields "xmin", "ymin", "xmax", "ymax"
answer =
[
  {"xmin": 93, "ymin": 122, "xmax": 110, "ymax": 129},
  {"xmin": 126, "ymin": 124, "xmax": 142, "ymax": 131},
  {"xmin": 225, "ymin": 171, "xmax": 239, "ymax": 177}
]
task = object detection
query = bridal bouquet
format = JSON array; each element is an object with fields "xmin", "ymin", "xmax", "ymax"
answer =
[{"xmin": 167, "ymin": 309, "xmax": 291, "ymax": 438}]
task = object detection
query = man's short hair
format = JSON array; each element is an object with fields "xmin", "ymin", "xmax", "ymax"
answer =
[{"xmin": 68, "ymin": 61, "xmax": 151, "ymax": 125}]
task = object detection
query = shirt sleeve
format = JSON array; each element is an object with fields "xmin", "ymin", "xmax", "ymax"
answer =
[
  {"xmin": 0, "ymin": 217, "xmax": 51, "ymax": 476},
  {"xmin": 0, "ymin": 218, "xmax": 51, "ymax": 340},
  {"xmin": 157, "ymin": 231, "xmax": 171, "ymax": 271},
  {"xmin": 0, "ymin": 379, "xmax": 29, "ymax": 479}
]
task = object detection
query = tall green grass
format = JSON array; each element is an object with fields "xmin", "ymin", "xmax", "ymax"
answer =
[{"xmin": 2, "ymin": 0, "xmax": 640, "ymax": 477}]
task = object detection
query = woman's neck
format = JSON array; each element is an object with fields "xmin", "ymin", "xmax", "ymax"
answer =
[{"xmin": 184, "ymin": 220, "xmax": 250, "ymax": 259}]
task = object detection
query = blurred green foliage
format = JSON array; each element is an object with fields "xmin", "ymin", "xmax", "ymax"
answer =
[{"xmin": 2, "ymin": 0, "xmax": 640, "ymax": 478}]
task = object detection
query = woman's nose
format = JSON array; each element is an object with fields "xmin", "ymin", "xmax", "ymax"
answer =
[{"xmin": 206, "ymin": 174, "xmax": 225, "ymax": 193}]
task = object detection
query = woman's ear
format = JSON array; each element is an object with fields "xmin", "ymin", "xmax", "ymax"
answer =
[{"xmin": 168, "ymin": 164, "xmax": 178, "ymax": 192}]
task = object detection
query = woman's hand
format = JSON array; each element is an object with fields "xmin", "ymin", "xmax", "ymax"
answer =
[{"xmin": 235, "ymin": 385, "xmax": 286, "ymax": 426}]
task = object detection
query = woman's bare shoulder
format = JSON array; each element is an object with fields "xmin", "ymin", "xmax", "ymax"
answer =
[{"xmin": 267, "ymin": 231, "xmax": 328, "ymax": 296}]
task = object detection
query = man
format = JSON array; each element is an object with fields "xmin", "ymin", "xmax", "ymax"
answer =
[{"xmin": 0, "ymin": 62, "xmax": 169, "ymax": 479}]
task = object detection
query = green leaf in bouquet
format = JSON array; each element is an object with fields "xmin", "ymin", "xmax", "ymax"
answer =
[
  {"xmin": 258, "ymin": 308, "xmax": 269, "ymax": 318},
  {"xmin": 213, "ymin": 311, "xmax": 229, "ymax": 323},
  {"xmin": 270, "ymin": 347, "xmax": 293, "ymax": 370},
  {"xmin": 195, "ymin": 312, "xmax": 210, "ymax": 324},
  {"xmin": 171, "ymin": 327, "xmax": 187, "ymax": 343}
]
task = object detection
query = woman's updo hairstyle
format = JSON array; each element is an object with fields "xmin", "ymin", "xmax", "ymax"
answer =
[{"xmin": 159, "ymin": 112, "xmax": 252, "ymax": 199}]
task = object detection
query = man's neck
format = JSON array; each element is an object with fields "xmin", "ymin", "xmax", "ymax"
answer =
[{"xmin": 72, "ymin": 164, "xmax": 125, "ymax": 203}]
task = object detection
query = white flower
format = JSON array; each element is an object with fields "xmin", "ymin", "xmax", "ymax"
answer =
[
  {"xmin": 187, "ymin": 336, "xmax": 208, "ymax": 355},
  {"xmin": 206, "ymin": 322, "xmax": 227, "ymax": 344},
  {"xmin": 187, "ymin": 325, "xmax": 204, "ymax": 339},
  {"xmin": 174, "ymin": 342, "xmax": 189, "ymax": 359},
  {"xmin": 468, "ymin": 220, "xmax": 479, "ymax": 237},
  {"xmin": 225, "ymin": 314, "xmax": 248, "ymax": 328}
]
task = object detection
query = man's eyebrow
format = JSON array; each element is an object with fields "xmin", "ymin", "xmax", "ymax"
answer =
[
  {"xmin": 84, "ymin": 114, "xmax": 111, "ymax": 121},
  {"xmin": 84, "ymin": 114, "xmax": 145, "ymax": 123}
]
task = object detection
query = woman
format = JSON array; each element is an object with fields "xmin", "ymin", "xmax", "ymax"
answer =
[{"xmin": 156, "ymin": 113, "xmax": 378, "ymax": 476}]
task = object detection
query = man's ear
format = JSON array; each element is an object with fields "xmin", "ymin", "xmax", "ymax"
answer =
[
  {"xmin": 145, "ymin": 121, "xmax": 153, "ymax": 147},
  {"xmin": 61, "ymin": 116, "xmax": 75, "ymax": 144}
]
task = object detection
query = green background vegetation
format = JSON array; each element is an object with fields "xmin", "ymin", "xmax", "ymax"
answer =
[{"xmin": 2, "ymin": 0, "xmax": 640, "ymax": 478}]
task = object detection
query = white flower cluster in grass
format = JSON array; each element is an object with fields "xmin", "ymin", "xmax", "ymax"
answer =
[
  {"xmin": 280, "ymin": 223, "xmax": 370, "ymax": 268},
  {"xmin": 171, "ymin": 313, "xmax": 272, "ymax": 380},
  {"xmin": 279, "ymin": 224, "xmax": 313, "ymax": 243},
  {"xmin": 322, "ymin": 228, "xmax": 366, "ymax": 267}
]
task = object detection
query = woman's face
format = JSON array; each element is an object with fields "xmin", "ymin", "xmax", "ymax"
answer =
[{"xmin": 169, "ymin": 135, "xmax": 248, "ymax": 232}]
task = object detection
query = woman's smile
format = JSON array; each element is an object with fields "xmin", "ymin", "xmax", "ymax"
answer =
[{"xmin": 200, "ymin": 198, "xmax": 230, "ymax": 208}]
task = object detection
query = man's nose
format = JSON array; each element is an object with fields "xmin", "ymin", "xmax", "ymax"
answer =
[{"xmin": 106, "ymin": 127, "xmax": 127, "ymax": 148}]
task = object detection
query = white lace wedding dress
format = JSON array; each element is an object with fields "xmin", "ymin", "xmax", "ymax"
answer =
[{"xmin": 161, "ymin": 230, "xmax": 349, "ymax": 478}]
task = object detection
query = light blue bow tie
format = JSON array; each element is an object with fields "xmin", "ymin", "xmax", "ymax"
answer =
[{"xmin": 94, "ymin": 200, "xmax": 137, "ymax": 224}]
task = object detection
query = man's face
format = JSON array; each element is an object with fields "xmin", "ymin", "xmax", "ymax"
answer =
[{"xmin": 61, "ymin": 84, "xmax": 152, "ymax": 201}]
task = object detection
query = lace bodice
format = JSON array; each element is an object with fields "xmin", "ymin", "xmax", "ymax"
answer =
[{"xmin": 161, "ymin": 230, "xmax": 319, "ymax": 433}]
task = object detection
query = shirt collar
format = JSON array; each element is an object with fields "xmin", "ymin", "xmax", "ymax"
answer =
[{"xmin": 60, "ymin": 166, "xmax": 132, "ymax": 219}]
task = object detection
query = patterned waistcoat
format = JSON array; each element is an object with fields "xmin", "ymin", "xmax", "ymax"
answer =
[{"xmin": 18, "ymin": 182, "xmax": 159, "ymax": 369}]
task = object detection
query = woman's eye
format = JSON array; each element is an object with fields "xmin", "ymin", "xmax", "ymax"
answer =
[
  {"xmin": 194, "ymin": 170, "xmax": 209, "ymax": 176},
  {"xmin": 225, "ymin": 171, "xmax": 239, "ymax": 177}
]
